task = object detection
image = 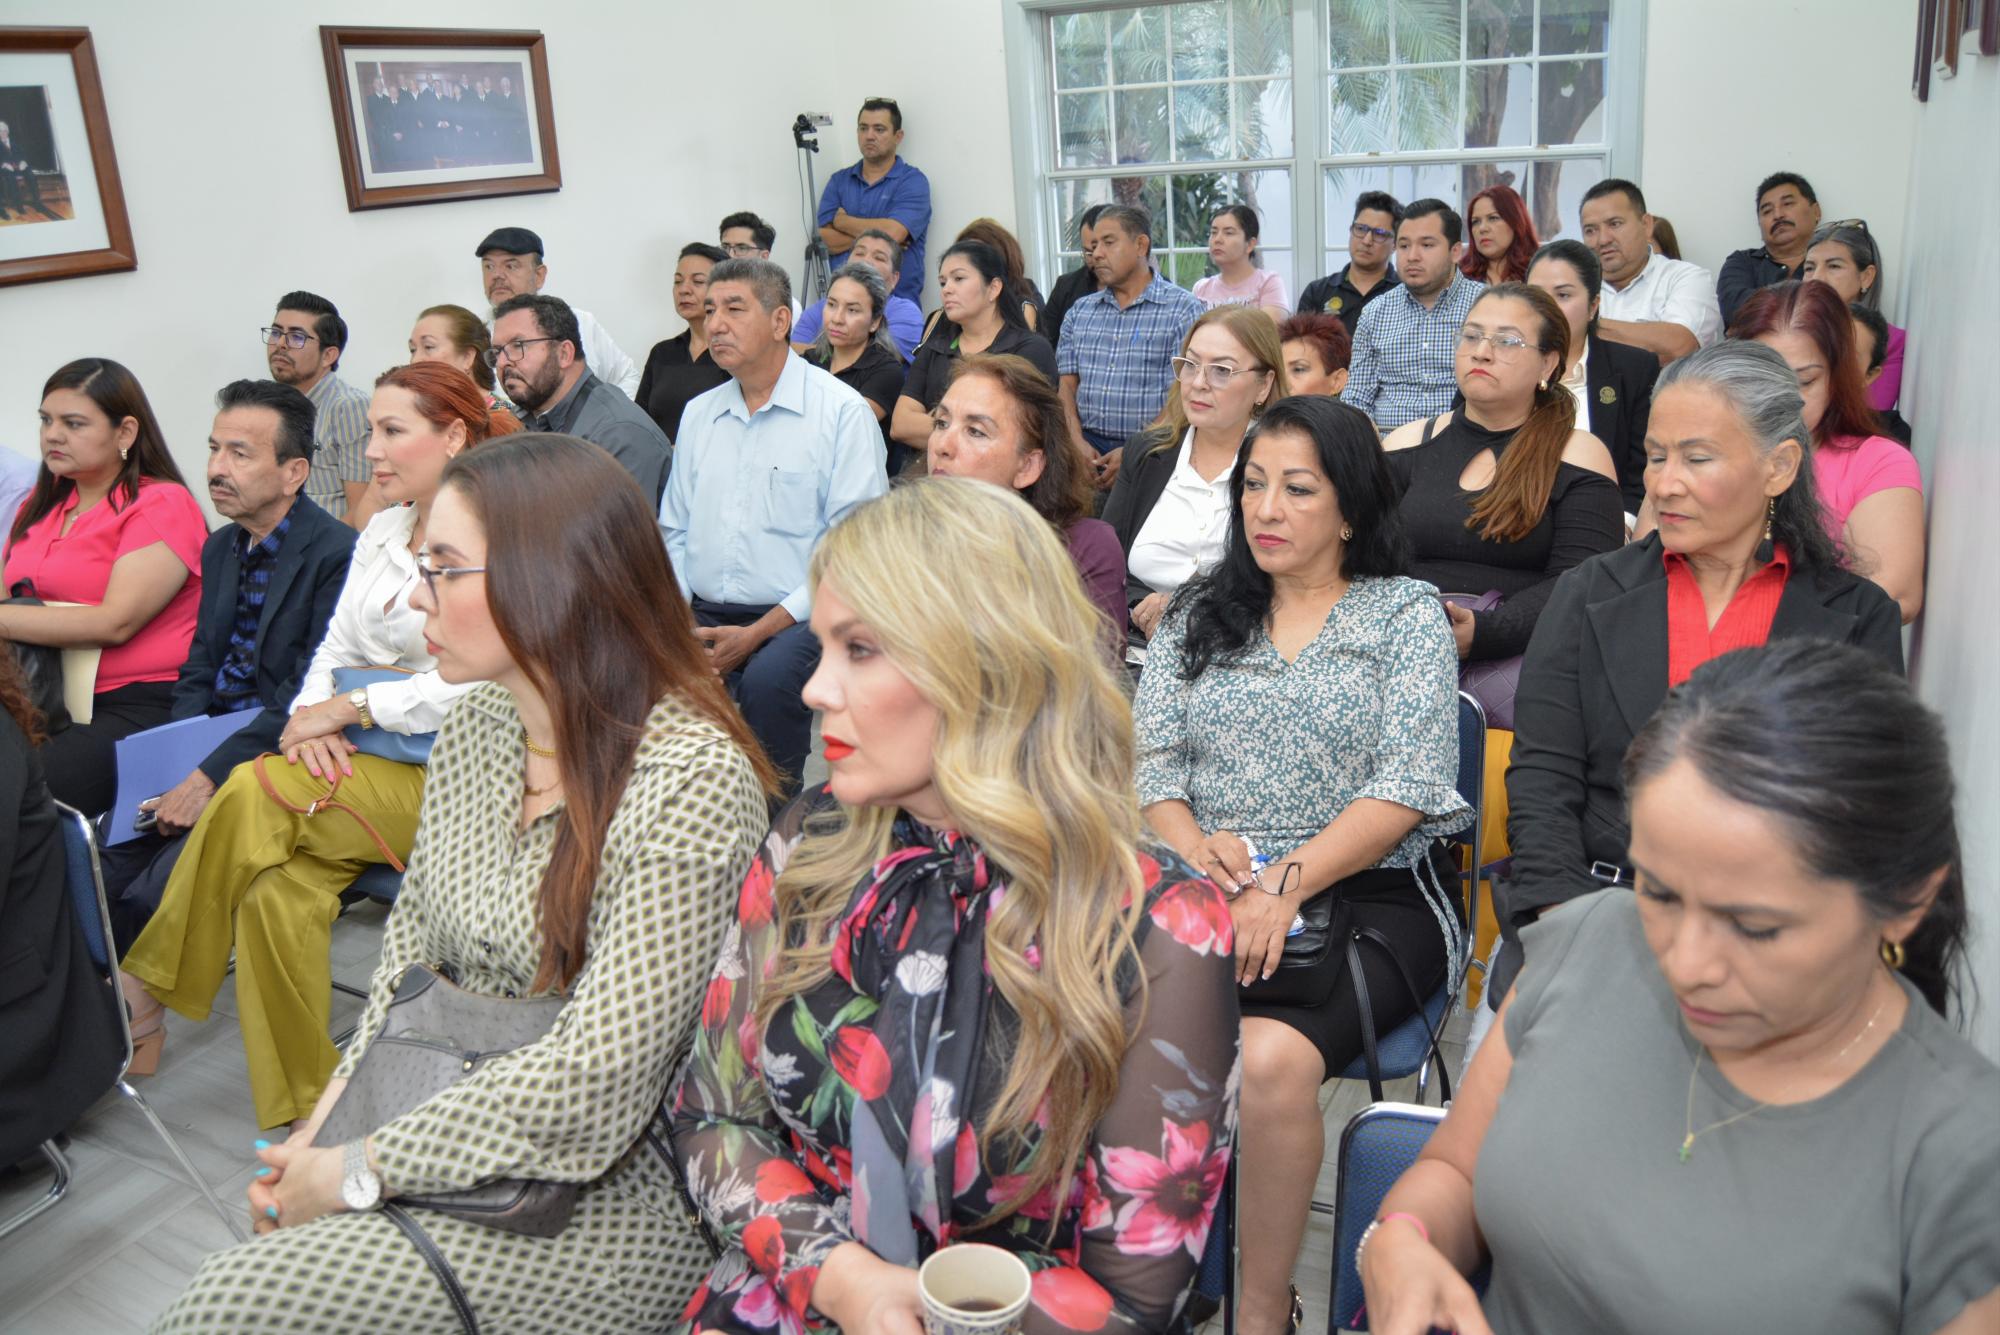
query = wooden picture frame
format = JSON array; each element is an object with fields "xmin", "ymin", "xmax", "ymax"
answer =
[
  {"xmin": 319, "ymin": 26, "xmax": 562, "ymax": 212},
  {"xmin": 0, "ymin": 27, "xmax": 135, "ymax": 288},
  {"xmin": 1916, "ymin": 0, "xmax": 1939, "ymax": 99},
  {"xmin": 1936, "ymin": 0, "xmax": 1966, "ymax": 79},
  {"xmin": 1981, "ymin": 0, "xmax": 1999, "ymax": 57}
]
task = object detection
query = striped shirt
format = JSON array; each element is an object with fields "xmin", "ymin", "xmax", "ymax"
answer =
[
  {"xmin": 303, "ymin": 372, "xmax": 372, "ymax": 519},
  {"xmin": 212, "ymin": 510, "xmax": 292, "ymax": 712},
  {"xmin": 1341, "ymin": 273, "xmax": 1486, "ymax": 432},
  {"xmin": 1056, "ymin": 271, "xmax": 1207, "ymax": 446}
]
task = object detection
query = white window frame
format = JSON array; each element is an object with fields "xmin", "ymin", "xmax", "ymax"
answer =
[{"xmin": 1003, "ymin": 0, "xmax": 1648, "ymax": 291}]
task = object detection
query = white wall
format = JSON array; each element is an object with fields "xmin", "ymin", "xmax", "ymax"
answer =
[
  {"xmin": 1641, "ymin": 0, "xmax": 1916, "ymax": 278},
  {"xmin": 1898, "ymin": 55, "xmax": 2000, "ymax": 1063},
  {"xmin": 0, "ymin": 0, "xmax": 1017, "ymax": 502}
]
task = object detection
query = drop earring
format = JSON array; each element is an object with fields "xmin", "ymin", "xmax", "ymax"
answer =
[
  {"xmin": 1340, "ymin": 524, "xmax": 1354, "ymax": 541},
  {"xmin": 119, "ymin": 446, "xmax": 129, "ymax": 462},
  {"xmin": 1754, "ymin": 497, "xmax": 1775, "ymax": 564}
]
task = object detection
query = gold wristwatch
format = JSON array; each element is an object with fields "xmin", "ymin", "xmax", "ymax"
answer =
[{"xmin": 349, "ymin": 688, "xmax": 375, "ymax": 730}]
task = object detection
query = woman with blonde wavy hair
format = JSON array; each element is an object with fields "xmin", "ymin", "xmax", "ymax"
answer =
[{"xmin": 672, "ymin": 478, "xmax": 1242, "ymax": 1335}]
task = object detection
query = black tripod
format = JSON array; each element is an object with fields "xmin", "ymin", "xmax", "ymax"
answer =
[{"xmin": 793, "ymin": 113, "xmax": 833, "ymax": 305}]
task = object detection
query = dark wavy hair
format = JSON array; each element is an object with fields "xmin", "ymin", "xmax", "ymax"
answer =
[
  {"xmin": 1623, "ymin": 639, "xmax": 1968, "ymax": 1019},
  {"xmin": 13, "ymin": 359, "xmax": 187, "ymax": 548},
  {"xmin": 1172, "ymin": 395, "xmax": 1408, "ymax": 681}
]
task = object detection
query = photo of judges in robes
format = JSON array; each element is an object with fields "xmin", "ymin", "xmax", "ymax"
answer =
[{"xmin": 357, "ymin": 60, "xmax": 535, "ymax": 173}]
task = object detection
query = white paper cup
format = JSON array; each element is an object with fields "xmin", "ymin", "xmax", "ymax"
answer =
[{"xmin": 917, "ymin": 1243, "xmax": 1033, "ymax": 1335}]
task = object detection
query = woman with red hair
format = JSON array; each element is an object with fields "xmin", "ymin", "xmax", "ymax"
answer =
[
  {"xmin": 122, "ymin": 361, "xmax": 520, "ymax": 1128},
  {"xmin": 1728, "ymin": 281, "xmax": 1926, "ymax": 623},
  {"xmin": 1462, "ymin": 184, "xmax": 1539, "ymax": 286}
]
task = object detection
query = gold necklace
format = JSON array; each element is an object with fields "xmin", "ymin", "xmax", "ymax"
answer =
[
  {"xmin": 522, "ymin": 731, "xmax": 557, "ymax": 759},
  {"xmin": 1679, "ymin": 991, "xmax": 1891, "ymax": 1163}
]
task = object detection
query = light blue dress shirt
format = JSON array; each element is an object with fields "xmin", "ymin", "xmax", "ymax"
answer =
[{"xmin": 658, "ymin": 352, "xmax": 887, "ymax": 623}]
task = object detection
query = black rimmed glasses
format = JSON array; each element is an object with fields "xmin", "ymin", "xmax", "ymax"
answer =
[
  {"xmin": 482, "ymin": 336, "xmax": 559, "ymax": 368},
  {"xmin": 1350, "ymin": 222, "xmax": 1393, "ymax": 243},
  {"xmin": 260, "ymin": 326, "xmax": 319, "ymax": 350},
  {"xmin": 415, "ymin": 550, "xmax": 486, "ymax": 600}
]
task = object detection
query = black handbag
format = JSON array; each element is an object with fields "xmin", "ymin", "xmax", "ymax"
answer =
[{"xmin": 2, "ymin": 593, "xmax": 72, "ymax": 733}]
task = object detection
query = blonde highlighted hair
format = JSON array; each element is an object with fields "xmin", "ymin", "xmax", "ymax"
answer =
[
  {"xmin": 1145, "ymin": 304, "xmax": 1290, "ymax": 455},
  {"xmin": 756, "ymin": 478, "xmax": 1148, "ymax": 1225}
]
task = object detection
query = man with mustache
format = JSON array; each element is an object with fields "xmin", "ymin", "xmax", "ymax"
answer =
[
  {"xmin": 476, "ymin": 226, "xmax": 641, "ymax": 397},
  {"xmin": 1582, "ymin": 179, "xmax": 1722, "ymax": 367},
  {"xmin": 1717, "ymin": 171, "xmax": 1823, "ymax": 326},
  {"xmin": 97, "ymin": 380, "xmax": 357, "ymax": 946},
  {"xmin": 261, "ymin": 291, "xmax": 372, "ymax": 524}
]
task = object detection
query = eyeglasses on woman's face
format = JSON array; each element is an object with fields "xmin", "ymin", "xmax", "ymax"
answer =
[
  {"xmin": 1172, "ymin": 355, "xmax": 1261, "ymax": 391},
  {"xmin": 415, "ymin": 550, "xmax": 487, "ymax": 600},
  {"xmin": 1457, "ymin": 327, "xmax": 1541, "ymax": 359}
]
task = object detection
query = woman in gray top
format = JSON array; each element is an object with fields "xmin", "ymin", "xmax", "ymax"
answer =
[{"xmin": 1358, "ymin": 640, "xmax": 2000, "ymax": 1335}]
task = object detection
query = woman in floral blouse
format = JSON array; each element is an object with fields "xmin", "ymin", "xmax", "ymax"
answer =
[{"xmin": 672, "ymin": 478, "xmax": 1242, "ymax": 1334}]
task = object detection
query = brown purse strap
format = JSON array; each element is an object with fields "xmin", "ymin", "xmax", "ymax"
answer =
[{"xmin": 252, "ymin": 752, "xmax": 407, "ymax": 873}]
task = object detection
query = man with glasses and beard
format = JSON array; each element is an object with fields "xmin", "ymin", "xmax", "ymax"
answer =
[
  {"xmin": 260, "ymin": 291, "xmax": 371, "ymax": 524},
  {"xmin": 489, "ymin": 292, "xmax": 670, "ymax": 503}
]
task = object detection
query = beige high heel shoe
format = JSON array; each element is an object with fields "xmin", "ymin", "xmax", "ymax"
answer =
[{"xmin": 118, "ymin": 971, "xmax": 166, "ymax": 1076}]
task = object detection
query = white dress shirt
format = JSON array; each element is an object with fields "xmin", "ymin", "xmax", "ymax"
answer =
[
  {"xmin": 292, "ymin": 505, "xmax": 478, "ymax": 733},
  {"xmin": 571, "ymin": 306, "xmax": 641, "ymax": 398},
  {"xmin": 659, "ymin": 353, "xmax": 887, "ymax": 622},
  {"xmin": 1599, "ymin": 252, "xmax": 1722, "ymax": 348},
  {"xmin": 1127, "ymin": 430, "xmax": 1234, "ymax": 595}
]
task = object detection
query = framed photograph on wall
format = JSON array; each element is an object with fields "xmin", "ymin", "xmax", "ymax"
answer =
[
  {"xmin": 0, "ymin": 27, "xmax": 135, "ymax": 288},
  {"xmin": 320, "ymin": 26, "xmax": 561, "ymax": 211}
]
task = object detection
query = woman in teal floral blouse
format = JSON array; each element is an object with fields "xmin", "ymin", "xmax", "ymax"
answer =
[{"xmin": 671, "ymin": 479, "xmax": 1242, "ymax": 1334}]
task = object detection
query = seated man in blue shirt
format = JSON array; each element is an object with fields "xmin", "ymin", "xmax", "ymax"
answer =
[
  {"xmin": 1340, "ymin": 198, "xmax": 1485, "ymax": 432},
  {"xmin": 791, "ymin": 228, "xmax": 924, "ymax": 359},
  {"xmin": 98, "ymin": 381, "xmax": 358, "ymax": 948},
  {"xmin": 816, "ymin": 97, "xmax": 932, "ymax": 306},
  {"xmin": 659, "ymin": 258, "xmax": 887, "ymax": 795}
]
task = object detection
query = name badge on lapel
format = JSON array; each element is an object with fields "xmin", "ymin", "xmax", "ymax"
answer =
[{"xmin": 1598, "ymin": 385, "xmax": 1618, "ymax": 405}]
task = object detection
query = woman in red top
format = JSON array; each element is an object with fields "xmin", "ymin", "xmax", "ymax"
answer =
[{"xmin": 0, "ymin": 359, "xmax": 207, "ymax": 812}]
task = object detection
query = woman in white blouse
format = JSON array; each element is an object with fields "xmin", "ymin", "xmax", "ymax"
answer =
[
  {"xmin": 120, "ymin": 361, "xmax": 517, "ymax": 1130},
  {"xmin": 1104, "ymin": 305, "xmax": 1287, "ymax": 664}
]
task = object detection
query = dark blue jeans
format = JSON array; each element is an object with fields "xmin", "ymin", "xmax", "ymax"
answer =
[{"xmin": 693, "ymin": 599, "xmax": 820, "ymax": 797}]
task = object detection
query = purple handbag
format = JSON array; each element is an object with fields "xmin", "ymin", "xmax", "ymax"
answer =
[{"xmin": 1442, "ymin": 591, "xmax": 1522, "ymax": 732}]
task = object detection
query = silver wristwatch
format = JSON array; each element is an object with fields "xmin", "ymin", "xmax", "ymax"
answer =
[{"xmin": 340, "ymin": 1139, "xmax": 382, "ymax": 1212}]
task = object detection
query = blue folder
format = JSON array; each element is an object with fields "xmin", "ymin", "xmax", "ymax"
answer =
[{"xmin": 105, "ymin": 711, "xmax": 262, "ymax": 845}]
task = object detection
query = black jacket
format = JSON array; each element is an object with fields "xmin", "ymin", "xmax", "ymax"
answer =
[
  {"xmin": 1584, "ymin": 333, "xmax": 1662, "ymax": 511},
  {"xmin": 1042, "ymin": 264, "xmax": 1100, "ymax": 351},
  {"xmin": 1494, "ymin": 535, "xmax": 1903, "ymax": 997},
  {"xmin": 172, "ymin": 496, "xmax": 357, "ymax": 784},
  {"xmin": 1101, "ymin": 427, "xmax": 1182, "ymax": 614},
  {"xmin": 0, "ymin": 712, "xmax": 122, "ymax": 1164}
]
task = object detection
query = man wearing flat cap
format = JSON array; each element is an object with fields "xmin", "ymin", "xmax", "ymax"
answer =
[{"xmin": 475, "ymin": 226, "xmax": 642, "ymax": 397}]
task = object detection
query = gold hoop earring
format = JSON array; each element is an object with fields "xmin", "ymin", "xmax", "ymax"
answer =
[{"xmin": 1880, "ymin": 938, "xmax": 1906, "ymax": 971}]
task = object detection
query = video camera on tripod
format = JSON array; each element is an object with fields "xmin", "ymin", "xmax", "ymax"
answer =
[{"xmin": 794, "ymin": 112, "xmax": 834, "ymax": 303}]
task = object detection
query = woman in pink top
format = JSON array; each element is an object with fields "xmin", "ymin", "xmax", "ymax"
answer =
[
  {"xmin": 1731, "ymin": 282, "xmax": 1926, "ymax": 623},
  {"xmin": 1, "ymin": 359, "xmax": 206, "ymax": 811},
  {"xmin": 1802, "ymin": 221, "xmax": 1905, "ymax": 413},
  {"xmin": 1193, "ymin": 204, "xmax": 1289, "ymax": 313}
]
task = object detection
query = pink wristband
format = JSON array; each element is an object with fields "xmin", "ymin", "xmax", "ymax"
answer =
[{"xmin": 1378, "ymin": 1211, "xmax": 1430, "ymax": 1243}]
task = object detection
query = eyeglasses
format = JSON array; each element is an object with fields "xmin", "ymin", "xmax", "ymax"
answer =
[
  {"xmin": 415, "ymin": 550, "xmax": 486, "ymax": 600},
  {"xmin": 482, "ymin": 336, "xmax": 559, "ymax": 368},
  {"xmin": 1172, "ymin": 355, "xmax": 1262, "ymax": 391},
  {"xmin": 1458, "ymin": 328, "xmax": 1542, "ymax": 359},
  {"xmin": 260, "ymin": 326, "xmax": 320, "ymax": 350},
  {"xmin": 720, "ymin": 242, "xmax": 762, "ymax": 257},
  {"xmin": 1350, "ymin": 222, "xmax": 1393, "ymax": 242}
]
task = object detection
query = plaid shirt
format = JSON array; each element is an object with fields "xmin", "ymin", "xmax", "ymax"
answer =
[
  {"xmin": 1341, "ymin": 272, "xmax": 1486, "ymax": 432},
  {"xmin": 212, "ymin": 510, "xmax": 293, "ymax": 712},
  {"xmin": 303, "ymin": 372, "xmax": 372, "ymax": 519},
  {"xmin": 1056, "ymin": 271, "xmax": 1206, "ymax": 444}
]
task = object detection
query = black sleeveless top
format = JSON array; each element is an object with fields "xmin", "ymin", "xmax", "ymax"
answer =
[{"xmin": 1385, "ymin": 408, "xmax": 1623, "ymax": 660}]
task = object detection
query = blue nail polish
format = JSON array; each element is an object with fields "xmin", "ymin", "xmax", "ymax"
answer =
[
  {"xmin": 255, "ymin": 1167, "xmax": 271, "ymax": 1177},
  {"xmin": 254, "ymin": 1139, "xmax": 270, "ymax": 1150},
  {"xmin": 266, "ymin": 1205, "xmax": 279, "ymax": 1219}
]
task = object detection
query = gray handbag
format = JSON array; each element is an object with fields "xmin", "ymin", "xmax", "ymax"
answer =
[{"xmin": 316, "ymin": 963, "xmax": 580, "ymax": 1237}]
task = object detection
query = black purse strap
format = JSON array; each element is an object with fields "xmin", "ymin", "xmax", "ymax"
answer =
[
  {"xmin": 1344, "ymin": 925, "xmax": 1455, "ymax": 1106},
  {"xmin": 383, "ymin": 1202, "xmax": 479, "ymax": 1335}
]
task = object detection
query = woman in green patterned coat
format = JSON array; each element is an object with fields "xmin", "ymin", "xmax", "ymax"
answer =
[{"xmin": 151, "ymin": 434, "xmax": 777, "ymax": 1333}]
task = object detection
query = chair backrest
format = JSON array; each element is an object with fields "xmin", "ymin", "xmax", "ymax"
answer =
[
  {"xmin": 1330, "ymin": 1101, "xmax": 1447, "ymax": 1331},
  {"xmin": 52, "ymin": 801, "xmax": 115, "ymax": 978}
]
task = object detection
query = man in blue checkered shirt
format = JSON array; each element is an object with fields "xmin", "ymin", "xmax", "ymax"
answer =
[
  {"xmin": 1056, "ymin": 203, "xmax": 1206, "ymax": 490},
  {"xmin": 1341, "ymin": 199, "xmax": 1486, "ymax": 432}
]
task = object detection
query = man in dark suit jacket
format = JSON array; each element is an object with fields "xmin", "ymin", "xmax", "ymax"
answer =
[{"xmin": 98, "ymin": 381, "xmax": 357, "ymax": 947}]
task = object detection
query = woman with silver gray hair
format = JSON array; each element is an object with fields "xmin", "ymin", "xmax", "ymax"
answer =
[
  {"xmin": 806, "ymin": 264, "xmax": 905, "ymax": 459},
  {"xmin": 1801, "ymin": 220, "xmax": 1905, "ymax": 412},
  {"xmin": 1487, "ymin": 340, "xmax": 1903, "ymax": 1003}
]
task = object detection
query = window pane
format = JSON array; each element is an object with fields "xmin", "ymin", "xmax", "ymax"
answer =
[
  {"xmin": 1111, "ymin": 6, "xmax": 1171, "ymax": 85},
  {"xmin": 1468, "ymin": 0, "xmax": 1534, "ymax": 58},
  {"xmin": 1174, "ymin": 82, "xmax": 1232, "ymax": 162},
  {"xmin": 1055, "ymin": 179, "xmax": 1117, "ymax": 251},
  {"xmin": 1465, "ymin": 61, "xmax": 1533, "ymax": 149},
  {"xmin": 1053, "ymin": 11, "xmax": 1111, "ymax": 89},
  {"xmin": 1172, "ymin": 1, "xmax": 1230, "ymax": 79},
  {"xmin": 1329, "ymin": 68, "xmax": 1392, "ymax": 153},
  {"xmin": 1528, "ymin": 157, "xmax": 1607, "ymax": 241},
  {"xmin": 1327, "ymin": 0, "xmax": 1391, "ymax": 68},
  {"xmin": 1232, "ymin": 0, "xmax": 1295, "ymax": 77},
  {"xmin": 1058, "ymin": 92, "xmax": 1111, "ymax": 168},
  {"xmin": 1114, "ymin": 85, "xmax": 1170, "ymax": 163},
  {"xmin": 1540, "ymin": 0, "xmax": 1612, "ymax": 56},
  {"xmin": 1234, "ymin": 79, "xmax": 1293, "ymax": 157},
  {"xmin": 1394, "ymin": 0, "xmax": 1462, "ymax": 64},
  {"xmin": 1460, "ymin": 160, "xmax": 1531, "ymax": 213},
  {"xmin": 1536, "ymin": 57, "xmax": 1606, "ymax": 145},
  {"xmin": 1163, "ymin": 168, "xmax": 1293, "ymax": 251},
  {"xmin": 1394, "ymin": 65, "xmax": 1460, "ymax": 151}
]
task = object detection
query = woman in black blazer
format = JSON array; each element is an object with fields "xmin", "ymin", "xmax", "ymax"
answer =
[
  {"xmin": 1494, "ymin": 343, "xmax": 1902, "ymax": 1001},
  {"xmin": 1529, "ymin": 239, "xmax": 1661, "ymax": 511}
]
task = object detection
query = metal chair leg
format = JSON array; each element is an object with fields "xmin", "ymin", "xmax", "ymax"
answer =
[
  {"xmin": 0, "ymin": 1140, "xmax": 73, "ymax": 1241},
  {"xmin": 116, "ymin": 1080, "xmax": 248, "ymax": 1243}
]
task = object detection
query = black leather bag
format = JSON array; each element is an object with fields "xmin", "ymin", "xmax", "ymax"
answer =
[{"xmin": 2, "ymin": 594, "xmax": 72, "ymax": 734}]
